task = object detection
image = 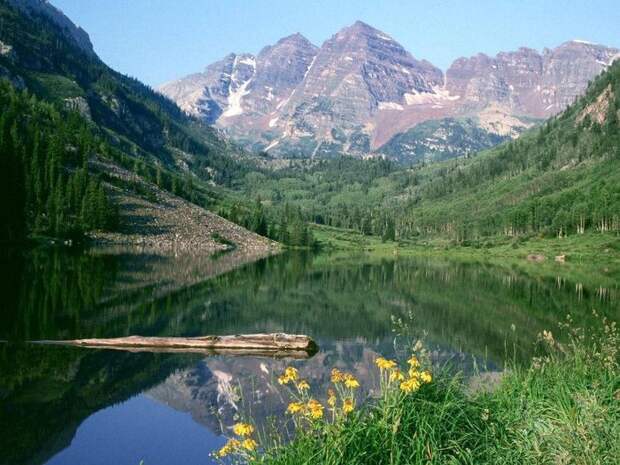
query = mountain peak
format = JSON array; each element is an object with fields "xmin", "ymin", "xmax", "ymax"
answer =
[
  {"xmin": 570, "ymin": 39, "xmax": 599, "ymax": 46},
  {"xmin": 339, "ymin": 20, "xmax": 391, "ymax": 39},
  {"xmin": 278, "ymin": 32, "xmax": 314, "ymax": 46},
  {"xmin": 7, "ymin": 0, "xmax": 96, "ymax": 57}
]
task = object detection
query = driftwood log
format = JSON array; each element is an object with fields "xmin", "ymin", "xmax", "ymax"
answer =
[{"xmin": 31, "ymin": 333, "xmax": 318, "ymax": 358}]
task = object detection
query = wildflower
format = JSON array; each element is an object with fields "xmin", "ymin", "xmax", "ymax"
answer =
[
  {"xmin": 287, "ymin": 402, "xmax": 305, "ymax": 414},
  {"xmin": 241, "ymin": 438, "xmax": 258, "ymax": 451},
  {"xmin": 327, "ymin": 388, "xmax": 337, "ymax": 407},
  {"xmin": 278, "ymin": 374, "xmax": 291, "ymax": 385},
  {"xmin": 344, "ymin": 374, "xmax": 360, "ymax": 389},
  {"xmin": 541, "ymin": 330, "xmax": 555, "ymax": 346},
  {"xmin": 400, "ymin": 377, "xmax": 421, "ymax": 393},
  {"xmin": 408, "ymin": 368, "xmax": 421, "ymax": 379},
  {"xmin": 481, "ymin": 409, "xmax": 490, "ymax": 421},
  {"xmin": 343, "ymin": 398, "xmax": 354, "ymax": 414},
  {"xmin": 331, "ymin": 368, "xmax": 345, "ymax": 384},
  {"xmin": 297, "ymin": 379, "xmax": 310, "ymax": 391},
  {"xmin": 420, "ymin": 370, "xmax": 432, "ymax": 384},
  {"xmin": 284, "ymin": 367, "xmax": 298, "ymax": 381},
  {"xmin": 306, "ymin": 399, "xmax": 324, "ymax": 419},
  {"xmin": 232, "ymin": 422, "xmax": 254, "ymax": 437},
  {"xmin": 375, "ymin": 357, "xmax": 397, "ymax": 370},
  {"xmin": 217, "ymin": 438, "xmax": 240, "ymax": 457},
  {"xmin": 407, "ymin": 355, "xmax": 420, "ymax": 369},
  {"xmin": 389, "ymin": 369, "xmax": 405, "ymax": 382}
]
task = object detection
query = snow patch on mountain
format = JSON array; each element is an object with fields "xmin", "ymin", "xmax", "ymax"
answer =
[
  {"xmin": 378, "ymin": 101, "xmax": 404, "ymax": 111},
  {"xmin": 223, "ymin": 78, "xmax": 252, "ymax": 117}
]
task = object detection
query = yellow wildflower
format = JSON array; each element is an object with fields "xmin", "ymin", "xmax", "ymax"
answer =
[
  {"xmin": 407, "ymin": 355, "xmax": 420, "ymax": 369},
  {"xmin": 241, "ymin": 438, "xmax": 258, "ymax": 451},
  {"xmin": 331, "ymin": 368, "xmax": 345, "ymax": 384},
  {"xmin": 344, "ymin": 374, "xmax": 360, "ymax": 389},
  {"xmin": 327, "ymin": 388, "xmax": 337, "ymax": 407},
  {"xmin": 286, "ymin": 402, "xmax": 305, "ymax": 414},
  {"xmin": 297, "ymin": 379, "xmax": 310, "ymax": 391},
  {"xmin": 217, "ymin": 438, "xmax": 240, "ymax": 457},
  {"xmin": 232, "ymin": 422, "xmax": 254, "ymax": 437},
  {"xmin": 420, "ymin": 370, "xmax": 432, "ymax": 384},
  {"xmin": 375, "ymin": 357, "xmax": 397, "ymax": 370},
  {"xmin": 343, "ymin": 398, "xmax": 354, "ymax": 414},
  {"xmin": 284, "ymin": 367, "xmax": 298, "ymax": 381},
  {"xmin": 389, "ymin": 369, "xmax": 405, "ymax": 382},
  {"xmin": 400, "ymin": 377, "xmax": 421, "ymax": 393},
  {"xmin": 408, "ymin": 368, "xmax": 421, "ymax": 379},
  {"xmin": 278, "ymin": 374, "xmax": 291, "ymax": 385},
  {"xmin": 306, "ymin": 399, "xmax": 324, "ymax": 419}
]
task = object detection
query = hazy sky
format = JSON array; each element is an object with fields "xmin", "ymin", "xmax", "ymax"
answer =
[{"xmin": 52, "ymin": 0, "xmax": 620, "ymax": 87}]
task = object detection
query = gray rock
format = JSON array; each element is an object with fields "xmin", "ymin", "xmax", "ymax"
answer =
[{"xmin": 161, "ymin": 23, "xmax": 620, "ymax": 160}]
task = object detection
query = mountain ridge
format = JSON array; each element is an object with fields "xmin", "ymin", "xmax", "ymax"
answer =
[{"xmin": 159, "ymin": 21, "xmax": 619, "ymax": 162}]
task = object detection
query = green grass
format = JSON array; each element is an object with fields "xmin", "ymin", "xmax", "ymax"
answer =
[
  {"xmin": 312, "ymin": 224, "xmax": 620, "ymax": 289},
  {"xmin": 26, "ymin": 72, "xmax": 85, "ymax": 100},
  {"xmin": 218, "ymin": 314, "xmax": 619, "ymax": 465}
]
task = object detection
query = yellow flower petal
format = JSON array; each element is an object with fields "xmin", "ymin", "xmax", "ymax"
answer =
[
  {"xmin": 286, "ymin": 402, "xmax": 305, "ymax": 414},
  {"xmin": 344, "ymin": 376, "xmax": 360, "ymax": 389},
  {"xmin": 232, "ymin": 422, "xmax": 254, "ymax": 437},
  {"xmin": 284, "ymin": 367, "xmax": 298, "ymax": 381},
  {"xmin": 331, "ymin": 368, "xmax": 344, "ymax": 384},
  {"xmin": 242, "ymin": 438, "xmax": 257, "ymax": 451},
  {"xmin": 343, "ymin": 398, "xmax": 354, "ymax": 414}
]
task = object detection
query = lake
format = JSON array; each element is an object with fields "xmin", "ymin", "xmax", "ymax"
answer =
[{"xmin": 0, "ymin": 247, "xmax": 617, "ymax": 465}]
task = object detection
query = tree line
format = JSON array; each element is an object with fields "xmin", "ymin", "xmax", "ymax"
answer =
[{"xmin": 0, "ymin": 81, "xmax": 118, "ymax": 241}]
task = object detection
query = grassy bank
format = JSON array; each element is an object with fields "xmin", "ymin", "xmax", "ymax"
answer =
[
  {"xmin": 216, "ymin": 314, "xmax": 619, "ymax": 465},
  {"xmin": 312, "ymin": 224, "xmax": 620, "ymax": 288}
]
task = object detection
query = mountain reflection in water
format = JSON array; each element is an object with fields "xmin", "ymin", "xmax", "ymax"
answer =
[{"xmin": 0, "ymin": 247, "xmax": 617, "ymax": 465}]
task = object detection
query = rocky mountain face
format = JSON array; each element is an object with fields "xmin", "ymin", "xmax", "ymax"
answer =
[
  {"xmin": 159, "ymin": 22, "xmax": 620, "ymax": 163},
  {"xmin": 380, "ymin": 118, "xmax": 510, "ymax": 164},
  {"xmin": 6, "ymin": 0, "xmax": 96, "ymax": 57},
  {"xmin": 446, "ymin": 41, "xmax": 620, "ymax": 117},
  {"xmin": 159, "ymin": 34, "xmax": 318, "ymax": 136}
]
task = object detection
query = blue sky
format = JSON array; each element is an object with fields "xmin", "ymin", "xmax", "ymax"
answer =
[{"xmin": 52, "ymin": 0, "xmax": 620, "ymax": 87}]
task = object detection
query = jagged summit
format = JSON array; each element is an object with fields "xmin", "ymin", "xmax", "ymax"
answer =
[
  {"xmin": 275, "ymin": 32, "xmax": 315, "ymax": 46},
  {"xmin": 159, "ymin": 24, "xmax": 619, "ymax": 161}
]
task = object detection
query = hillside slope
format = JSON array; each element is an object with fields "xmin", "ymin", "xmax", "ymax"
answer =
[
  {"xmin": 0, "ymin": 0, "xmax": 276, "ymax": 249},
  {"xmin": 229, "ymin": 61, "xmax": 620, "ymax": 243},
  {"xmin": 393, "ymin": 60, "xmax": 620, "ymax": 240}
]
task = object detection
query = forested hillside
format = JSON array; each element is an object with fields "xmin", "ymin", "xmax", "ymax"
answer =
[
  {"xmin": 0, "ymin": 0, "xmax": 245, "ymax": 183},
  {"xmin": 1, "ymin": 0, "xmax": 618, "ymax": 247},
  {"xmin": 231, "ymin": 60, "xmax": 620, "ymax": 242},
  {"xmin": 0, "ymin": 0, "xmax": 266, "ymax": 243},
  {"xmin": 398, "ymin": 61, "xmax": 620, "ymax": 241},
  {"xmin": 0, "ymin": 81, "xmax": 118, "ymax": 240}
]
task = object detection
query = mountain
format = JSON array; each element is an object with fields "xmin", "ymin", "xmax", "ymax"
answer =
[
  {"xmin": 159, "ymin": 33, "xmax": 319, "ymax": 140},
  {"xmin": 379, "ymin": 117, "xmax": 509, "ymax": 164},
  {"xmin": 160, "ymin": 22, "xmax": 619, "ymax": 163},
  {"xmin": 445, "ymin": 41, "xmax": 620, "ymax": 117},
  {"xmin": 226, "ymin": 60, "xmax": 619, "ymax": 243},
  {"xmin": 6, "ymin": 0, "xmax": 95, "ymax": 57},
  {"xmin": 0, "ymin": 0, "xmax": 276, "ymax": 247},
  {"xmin": 395, "ymin": 59, "xmax": 620, "ymax": 240}
]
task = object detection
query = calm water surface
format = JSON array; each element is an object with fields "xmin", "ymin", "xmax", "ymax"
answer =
[{"xmin": 0, "ymin": 247, "xmax": 617, "ymax": 465}]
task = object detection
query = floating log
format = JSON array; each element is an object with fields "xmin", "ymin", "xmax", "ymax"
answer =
[{"xmin": 31, "ymin": 333, "xmax": 318, "ymax": 358}]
